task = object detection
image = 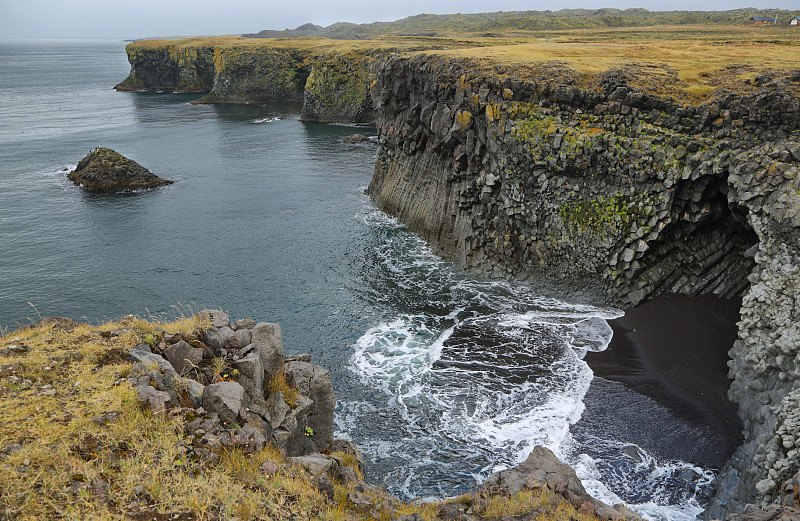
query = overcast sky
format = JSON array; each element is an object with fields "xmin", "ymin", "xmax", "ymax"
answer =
[{"xmin": 2, "ymin": 0, "xmax": 797, "ymax": 39}]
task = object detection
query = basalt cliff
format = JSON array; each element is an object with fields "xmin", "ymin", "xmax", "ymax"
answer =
[
  {"xmin": 367, "ymin": 55, "xmax": 800, "ymax": 519},
  {"xmin": 117, "ymin": 38, "xmax": 800, "ymax": 519}
]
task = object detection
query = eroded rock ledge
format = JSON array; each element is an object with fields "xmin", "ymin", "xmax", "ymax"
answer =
[{"xmin": 366, "ymin": 55, "xmax": 800, "ymax": 519}]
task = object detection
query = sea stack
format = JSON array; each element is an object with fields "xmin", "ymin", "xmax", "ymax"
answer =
[{"xmin": 68, "ymin": 147, "xmax": 172, "ymax": 191}]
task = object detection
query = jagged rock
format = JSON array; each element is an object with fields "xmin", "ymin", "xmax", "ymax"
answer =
[
  {"xmin": 250, "ymin": 322, "xmax": 283, "ymax": 381},
  {"xmin": 164, "ymin": 340, "xmax": 203, "ymax": 375},
  {"xmin": 314, "ymin": 473, "xmax": 335, "ymax": 500},
  {"xmin": 287, "ymin": 361, "xmax": 335, "ymax": 451},
  {"xmin": 483, "ymin": 446, "xmax": 585, "ymax": 497},
  {"xmin": 68, "ymin": 148, "xmax": 172, "ymax": 191},
  {"xmin": 177, "ymin": 377, "xmax": 204, "ymax": 408},
  {"xmin": 225, "ymin": 329, "xmax": 251, "ymax": 350},
  {"xmin": 271, "ymin": 394, "xmax": 317, "ymax": 456},
  {"xmin": 136, "ymin": 385, "xmax": 173, "ymax": 417},
  {"xmin": 343, "ymin": 134, "xmax": 371, "ymax": 144},
  {"xmin": 232, "ymin": 351, "xmax": 264, "ymax": 406},
  {"xmin": 265, "ymin": 390, "xmax": 291, "ymax": 428},
  {"xmin": 290, "ymin": 453, "xmax": 337, "ymax": 476},
  {"xmin": 129, "ymin": 350, "xmax": 177, "ymax": 377},
  {"xmin": 199, "ymin": 309, "xmax": 229, "ymax": 328},
  {"xmin": 331, "ymin": 438, "xmax": 366, "ymax": 476},
  {"xmin": 233, "ymin": 318, "xmax": 257, "ymax": 330},
  {"xmin": 726, "ymin": 505, "xmax": 800, "ymax": 521},
  {"xmin": 229, "ymin": 423, "xmax": 268, "ymax": 454},
  {"xmin": 202, "ymin": 382, "xmax": 248, "ymax": 426},
  {"xmin": 201, "ymin": 326, "xmax": 235, "ymax": 351},
  {"xmin": 285, "ymin": 353, "xmax": 312, "ymax": 363},
  {"xmin": 482, "ymin": 446, "xmax": 640, "ymax": 521}
]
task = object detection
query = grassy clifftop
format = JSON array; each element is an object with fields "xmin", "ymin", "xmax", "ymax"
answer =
[{"xmin": 124, "ymin": 24, "xmax": 800, "ymax": 105}]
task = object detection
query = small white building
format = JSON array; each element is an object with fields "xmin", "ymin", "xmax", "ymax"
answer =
[{"xmin": 791, "ymin": 16, "xmax": 799, "ymax": 26}]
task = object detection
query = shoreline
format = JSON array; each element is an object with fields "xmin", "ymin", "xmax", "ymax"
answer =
[{"xmin": 582, "ymin": 293, "xmax": 743, "ymax": 468}]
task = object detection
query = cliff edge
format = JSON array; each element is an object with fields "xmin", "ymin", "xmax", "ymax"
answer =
[{"xmin": 367, "ymin": 48, "xmax": 800, "ymax": 518}]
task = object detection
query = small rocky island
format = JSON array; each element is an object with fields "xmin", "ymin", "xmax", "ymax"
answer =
[{"xmin": 68, "ymin": 147, "xmax": 172, "ymax": 191}]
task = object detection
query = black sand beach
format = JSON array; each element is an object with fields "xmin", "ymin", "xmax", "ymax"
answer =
[{"xmin": 580, "ymin": 293, "xmax": 743, "ymax": 468}]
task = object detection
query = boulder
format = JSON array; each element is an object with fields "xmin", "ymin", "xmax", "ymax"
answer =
[
  {"xmin": 68, "ymin": 147, "xmax": 172, "ymax": 191},
  {"xmin": 232, "ymin": 351, "xmax": 265, "ymax": 405},
  {"xmin": 202, "ymin": 382, "xmax": 248, "ymax": 426},
  {"xmin": 251, "ymin": 322, "xmax": 283, "ymax": 381},
  {"xmin": 271, "ymin": 394, "xmax": 317, "ymax": 456},
  {"xmin": 727, "ymin": 505, "xmax": 800, "ymax": 521},
  {"xmin": 129, "ymin": 349, "xmax": 177, "ymax": 377},
  {"xmin": 233, "ymin": 318, "xmax": 257, "ymax": 330},
  {"xmin": 287, "ymin": 361, "xmax": 335, "ymax": 451},
  {"xmin": 482, "ymin": 446, "xmax": 641, "ymax": 521},
  {"xmin": 290, "ymin": 453, "xmax": 337, "ymax": 477},
  {"xmin": 201, "ymin": 326, "xmax": 235, "ymax": 351},
  {"xmin": 136, "ymin": 385, "xmax": 173, "ymax": 418},
  {"xmin": 225, "ymin": 329, "xmax": 251, "ymax": 350},
  {"xmin": 177, "ymin": 377, "xmax": 204, "ymax": 408},
  {"xmin": 163, "ymin": 340, "xmax": 203, "ymax": 375},
  {"xmin": 199, "ymin": 309, "xmax": 229, "ymax": 328},
  {"xmin": 331, "ymin": 438, "xmax": 366, "ymax": 476},
  {"xmin": 342, "ymin": 134, "xmax": 371, "ymax": 144}
]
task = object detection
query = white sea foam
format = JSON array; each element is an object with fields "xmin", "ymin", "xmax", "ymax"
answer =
[
  {"xmin": 343, "ymin": 202, "xmax": 716, "ymax": 516},
  {"xmin": 251, "ymin": 116, "xmax": 285, "ymax": 124}
]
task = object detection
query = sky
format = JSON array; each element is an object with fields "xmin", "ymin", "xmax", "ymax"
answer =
[{"xmin": 1, "ymin": 0, "xmax": 797, "ymax": 39}]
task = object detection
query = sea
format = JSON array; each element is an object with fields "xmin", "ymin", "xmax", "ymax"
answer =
[{"xmin": 0, "ymin": 39, "xmax": 715, "ymax": 520}]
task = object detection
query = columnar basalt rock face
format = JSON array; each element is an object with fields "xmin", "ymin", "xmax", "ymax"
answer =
[
  {"xmin": 368, "ymin": 54, "xmax": 800, "ymax": 518},
  {"xmin": 115, "ymin": 43, "xmax": 381, "ymax": 121},
  {"xmin": 198, "ymin": 48, "xmax": 312, "ymax": 104},
  {"xmin": 301, "ymin": 52, "xmax": 379, "ymax": 122},
  {"xmin": 114, "ymin": 45, "xmax": 216, "ymax": 92}
]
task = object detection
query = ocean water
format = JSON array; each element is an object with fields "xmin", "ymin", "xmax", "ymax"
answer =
[{"xmin": 0, "ymin": 39, "xmax": 714, "ymax": 520}]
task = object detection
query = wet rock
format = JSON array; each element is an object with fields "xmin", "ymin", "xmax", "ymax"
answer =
[{"xmin": 68, "ymin": 147, "xmax": 172, "ymax": 191}]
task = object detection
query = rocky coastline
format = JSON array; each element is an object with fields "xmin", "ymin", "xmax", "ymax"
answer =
[{"xmin": 113, "ymin": 38, "xmax": 800, "ymax": 519}]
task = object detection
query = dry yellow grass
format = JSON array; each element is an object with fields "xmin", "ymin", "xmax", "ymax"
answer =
[
  {"xmin": 432, "ymin": 25, "xmax": 800, "ymax": 89},
  {"xmin": 129, "ymin": 25, "xmax": 800, "ymax": 105}
]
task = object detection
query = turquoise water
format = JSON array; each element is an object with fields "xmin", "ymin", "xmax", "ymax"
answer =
[{"xmin": 0, "ymin": 39, "xmax": 715, "ymax": 519}]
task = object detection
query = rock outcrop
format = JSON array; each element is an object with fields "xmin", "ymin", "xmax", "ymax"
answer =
[
  {"xmin": 115, "ymin": 41, "xmax": 388, "ymax": 122},
  {"xmin": 128, "ymin": 310, "xmax": 345, "ymax": 462},
  {"xmin": 366, "ymin": 54, "xmax": 800, "ymax": 518},
  {"xmin": 482, "ymin": 446, "xmax": 643, "ymax": 521},
  {"xmin": 68, "ymin": 147, "xmax": 172, "ymax": 191}
]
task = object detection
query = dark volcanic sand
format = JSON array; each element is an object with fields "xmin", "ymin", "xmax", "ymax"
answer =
[{"xmin": 579, "ymin": 293, "xmax": 743, "ymax": 468}]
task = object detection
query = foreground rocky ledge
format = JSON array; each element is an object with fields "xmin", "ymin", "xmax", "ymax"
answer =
[
  {"xmin": 1, "ymin": 311, "xmax": 659, "ymax": 520},
  {"xmin": 68, "ymin": 147, "xmax": 173, "ymax": 192}
]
